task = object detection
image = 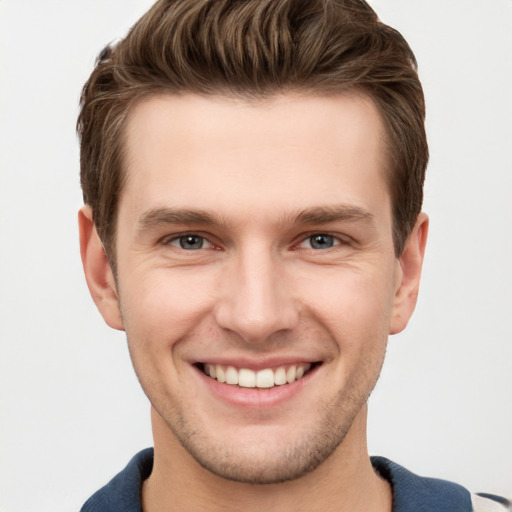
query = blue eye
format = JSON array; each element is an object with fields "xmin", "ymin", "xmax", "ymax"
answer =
[
  {"xmin": 170, "ymin": 235, "xmax": 206, "ymax": 250},
  {"xmin": 303, "ymin": 234, "xmax": 339, "ymax": 250}
]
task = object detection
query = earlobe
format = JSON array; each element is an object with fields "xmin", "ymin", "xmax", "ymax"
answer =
[
  {"xmin": 389, "ymin": 213, "xmax": 429, "ymax": 335},
  {"xmin": 78, "ymin": 206, "xmax": 124, "ymax": 331}
]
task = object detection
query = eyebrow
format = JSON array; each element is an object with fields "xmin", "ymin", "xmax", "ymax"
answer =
[
  {"xmin": 137, "ymin": 204, "xmax": 375, "ymax": 231},
  {"xmin": 292, "ymin": 205, "xmax": 375, "ymax": 225},
  {"xmin": 138, "ymin": 208, "xmax": 223, "ymax": 230}
]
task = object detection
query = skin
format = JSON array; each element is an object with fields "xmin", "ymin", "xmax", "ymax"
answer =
[{"xmin": 79, "ymin": 92, "xmax": 428, "ymax": 512}]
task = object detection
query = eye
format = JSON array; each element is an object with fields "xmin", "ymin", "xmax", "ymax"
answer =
[
  {"xmin": 167, "ymin": 234, "xmax": 212, "ymax": 250},
  {"xmin": 299, "ymin": 233, "xmax": 341, "ymax": 250}
]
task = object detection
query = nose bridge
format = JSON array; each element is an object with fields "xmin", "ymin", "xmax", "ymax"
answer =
[{"xmin": 214, "ymin": 241, "xmax": 298, "ymax": 342}]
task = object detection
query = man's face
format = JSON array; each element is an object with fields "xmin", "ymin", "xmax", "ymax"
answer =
[{"xmin": 92, "ymin": 93, "xmax": 421, "ymax": 483}]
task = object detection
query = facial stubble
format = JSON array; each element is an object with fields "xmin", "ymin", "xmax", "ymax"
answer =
[{"xmin": 143, "ymin": 357, "xmax": 386, "ymax": 485}]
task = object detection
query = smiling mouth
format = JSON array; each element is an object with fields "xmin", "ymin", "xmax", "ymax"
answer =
[{"xmin": 199, "ymin": 362, "xmax": 318, "ymax": 389}]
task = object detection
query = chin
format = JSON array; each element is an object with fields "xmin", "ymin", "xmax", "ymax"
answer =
[
  {"xmin": 162, "ymin": 399, "xmax": 360, "ymax": 485},
  {"xmin": 185, "ymin": 438, "xmax": 342, "ymax": 484}
]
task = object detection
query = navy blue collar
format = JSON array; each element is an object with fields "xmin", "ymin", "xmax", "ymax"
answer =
[
  {"xmin": 81, "ymin": 448, "xmax": 472, "ymax": 512},
  {"xmin": 371, "ymin": 456, "xmax": 471, "ymax": 512},
  {"xmin": 81, "ymin": 448, "xmax": 153, "ymax": 512}
]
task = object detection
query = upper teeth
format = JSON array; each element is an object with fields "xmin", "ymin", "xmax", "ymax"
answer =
[{"xmin": 203, "ymin": 363, "xmax": 312, "ymax": 388}]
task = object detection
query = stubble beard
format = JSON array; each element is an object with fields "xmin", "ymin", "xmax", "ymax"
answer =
[
  {"xmin": 155, "ymin": 383, "xmax": 372, "ymax": 485},
  {"xmin": 123, "ymin": 312, "xmax": 388, "ymax": 485}
]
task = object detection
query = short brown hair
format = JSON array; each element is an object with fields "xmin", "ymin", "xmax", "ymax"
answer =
[{"xmin": 77, "ymin": 0, "xmax": 428, "ymax": 266}]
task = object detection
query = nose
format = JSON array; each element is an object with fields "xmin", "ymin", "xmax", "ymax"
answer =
[{"xmin": 213, "ymin": 245, "xmax": 299, "ymax": 343}]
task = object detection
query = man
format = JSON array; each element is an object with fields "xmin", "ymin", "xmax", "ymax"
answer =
[{"xmin": 77, "ymin": 1, "xmax": 510, "ymax": 511}]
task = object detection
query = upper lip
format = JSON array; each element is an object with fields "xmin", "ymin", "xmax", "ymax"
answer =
[{"xmin": 193, "ymin": 356, "xmax": 321, "ymax": 371}]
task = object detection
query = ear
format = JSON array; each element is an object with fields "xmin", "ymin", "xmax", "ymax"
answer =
[
  {"xmin": 78, "ymin": 206, "xmax": 124, "ymax": 331},
  {"xmin": 389, "ymin": 213, "xmax": 429, "ymax": 335}
]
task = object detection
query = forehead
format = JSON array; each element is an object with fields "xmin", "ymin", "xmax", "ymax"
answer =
[{"xmin": 120, "ymin": 92, "xmax": 391, "ymax": 226}]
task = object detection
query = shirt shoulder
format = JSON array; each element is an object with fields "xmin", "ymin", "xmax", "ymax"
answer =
[
  {"xmin": 371, "ymin": 456, "xmax": 509, "ymax": 512},
  {"xmin": 80, "ymin": 448, "xmax": 154, "ymax": 512}
]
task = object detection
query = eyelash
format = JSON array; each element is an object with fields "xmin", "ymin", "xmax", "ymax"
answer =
[
  {"xmin": 161, "ymin": 232, "xmax": 348, "ymax": 252},
  {"xmin": 297, "ymin": 233, "xmax": 346, "ymax": 250},
  {"xmin": 163, "ymin": 233, "xmax": 215, "ymax": 251}
]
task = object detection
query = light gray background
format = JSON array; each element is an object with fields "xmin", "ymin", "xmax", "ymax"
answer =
[{"xmin": 0, "ymin": 1, "xmax": 511, "ymax": 511}]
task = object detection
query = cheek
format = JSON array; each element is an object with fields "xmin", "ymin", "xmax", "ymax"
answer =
[
  {"xmin": 295, "ymin": 265, "xmax": 395, "ymax": 384},
  {"xmin": 119, "ymin": 268, "xmax": 219, "ymax": 349},
  {"xmin": 298, "ymin": 265, "xmax": 396, "ymax": 334}
]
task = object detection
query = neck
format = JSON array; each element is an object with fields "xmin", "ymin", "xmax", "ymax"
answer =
[{"xmin": 142, "ymin": 406, "xmax": 392, "ymax": 512}]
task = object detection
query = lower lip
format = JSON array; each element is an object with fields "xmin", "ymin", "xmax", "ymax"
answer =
[{"xmin": 194, "ymin": 365, "xmax": 318, "ymax": 408}]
